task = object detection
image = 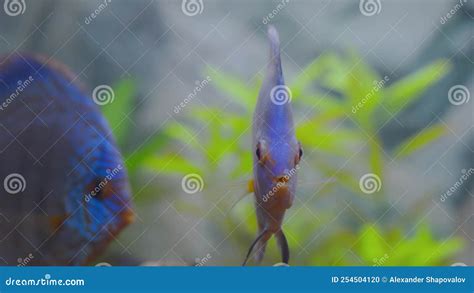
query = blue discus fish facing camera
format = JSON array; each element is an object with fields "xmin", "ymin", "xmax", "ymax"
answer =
[
  {"xmin": 0, "ymin": 55, "xmax": 133, "ymax": 265},
  {"xmin": 243, "ymin": 26, "xmax": 302, "ymax": 266}
]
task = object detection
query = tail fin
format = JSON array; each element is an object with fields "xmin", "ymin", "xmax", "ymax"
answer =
[
  {"xmin": 254, "ymin": 230, "xmax": 272, "ymax": 263},
  {"xmin": 242, "ymin": 229, "xmax": 271, "ymax": 266},
  {"xmin": 242, "ymin": 229, "xmax": 290, "ymax": 265},
  {"xmin": 275, "ymin": 230, "xmax": 290, "ymax": 264}
]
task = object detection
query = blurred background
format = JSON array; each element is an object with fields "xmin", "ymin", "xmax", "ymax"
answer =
[{"xmin": 1, "ymin": 0, "xmax": 472, "ymax": 266}]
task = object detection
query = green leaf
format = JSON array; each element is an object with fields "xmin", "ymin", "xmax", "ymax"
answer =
[
  {"xmin": 296, "ymin": 121, "xmax": 362, "ymax": 157},
  {"xmin": 206, "ymin": 66, "xmax": 259, "ymax": 110},
  {"xmin": 393, "ymin": 124, "xmax": 446, "ymax": 159},
  {"xmin": 382, "ymin": 60, "xmax": 451, "ymax": 120},
  {"xmin": 163, "ymin": 122, "xmax": 200, "ymax": 148},
  {"xmin": 102, "ymin": 79, "xmax": 136, "ymax": 147},
  {"xmin": 368, "ymin": 137, "xmax": 384, "ymax": 181},
  {"xmin": 124, "ymin": 132, "xmax": 169, "ymax": 173},
  {"xmin": 143, "ymin": 154, "xmax": 202, "ymax": 175},
  {"xmin": 290, "ymin": 53, "xmax": 339, "ymax": 96}
]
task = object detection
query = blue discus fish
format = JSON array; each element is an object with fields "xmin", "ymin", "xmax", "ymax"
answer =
[
  {"xmin": 243, "ymin": 26, "xmax": 302, "ymax": 265},
  {"xmin": 0, "ymin": 54, "xmax": 133, "ymax": 265}
]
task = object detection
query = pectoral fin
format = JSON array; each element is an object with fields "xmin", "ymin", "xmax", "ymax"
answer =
[
  {"xmin": 247, "ymin": 179, "xmax": 254, "ymax": 193},
  {"xmin": 228, "ymin": 179, "xmax": 254, "ymax": 215}
]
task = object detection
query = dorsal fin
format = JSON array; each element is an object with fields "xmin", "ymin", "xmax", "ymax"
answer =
[{"xmin": 266, "ymin": 25, "xmax": 283, "ymax": 86}]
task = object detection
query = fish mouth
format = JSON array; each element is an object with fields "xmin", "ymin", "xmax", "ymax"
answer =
[{"xmin": 274, "ymin": 175, "xmax": 290, "ymax": 185}]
